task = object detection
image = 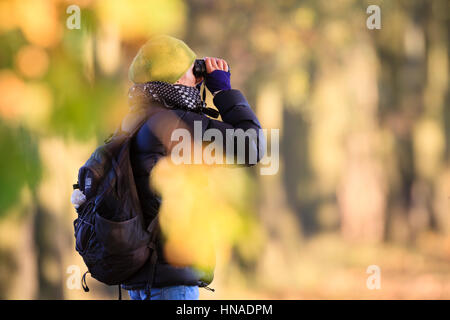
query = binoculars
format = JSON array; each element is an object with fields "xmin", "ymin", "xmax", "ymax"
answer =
[
  {"xmin": 193, "ymin": 59, "xmax": 230, "ymax": 79},
  {"xmin": 193, "ymin": 59, "xmax": 207, "ymax": 78}
]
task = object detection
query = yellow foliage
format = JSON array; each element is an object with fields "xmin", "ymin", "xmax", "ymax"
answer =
[{"xmin": 150, "ymin": 158, "xmax": 255, "ymax": 272}]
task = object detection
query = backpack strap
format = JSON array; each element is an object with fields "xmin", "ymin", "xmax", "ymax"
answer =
[{"xmin": 120, "ymin": 103, "xmax": 163, "ymax": 298}]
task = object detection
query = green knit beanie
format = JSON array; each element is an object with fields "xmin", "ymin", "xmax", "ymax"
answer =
[{"xmin": 129, "ymin": 35, "xmax": 196, "ymax": 84}]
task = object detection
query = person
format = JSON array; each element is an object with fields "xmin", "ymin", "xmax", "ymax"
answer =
[{"xmin": 121, "ymin": 35, "xmax": 264, "ymax": 300}]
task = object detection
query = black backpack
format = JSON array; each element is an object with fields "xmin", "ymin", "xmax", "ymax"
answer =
[{"xmin": 72, "ymin": 106, "xmax": 159, "ymax": 297}]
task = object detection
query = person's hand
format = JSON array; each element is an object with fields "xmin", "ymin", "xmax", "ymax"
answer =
[
  {"xmin": 204, "ymin": 57, "xmax": 231, "ymax": 95},
  {"xmin": 205, "ymin": 57, "xmax": 229, "ymax": 73}
]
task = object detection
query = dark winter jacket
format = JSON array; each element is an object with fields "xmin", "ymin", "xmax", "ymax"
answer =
[{"xmin": 121, "ymin": 89, "xmax": 264, "ymax": 290}]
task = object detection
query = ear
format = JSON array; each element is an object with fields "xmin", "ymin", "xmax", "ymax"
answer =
[
  {"xmin": 175, "ymin": 69, "xmax": 189, "ymax": 85},
  {"xmin": 175, "ymin": 76, "xmax": 185, "ymax": 85}
]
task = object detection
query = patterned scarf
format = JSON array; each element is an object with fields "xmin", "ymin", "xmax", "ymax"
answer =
[{"xmin": 128, "ymin": 81, "xmax": 219, "ymax": 118}]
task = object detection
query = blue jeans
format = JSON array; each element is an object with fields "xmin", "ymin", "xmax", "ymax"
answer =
[{"xmin": 128, "ymin": 285, "xmax": 199, "ymax": 300}]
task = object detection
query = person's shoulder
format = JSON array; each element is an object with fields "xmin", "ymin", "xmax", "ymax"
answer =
[{"xmin": 177, "ymin": 109, "xmax": 211, "ymax": 122}]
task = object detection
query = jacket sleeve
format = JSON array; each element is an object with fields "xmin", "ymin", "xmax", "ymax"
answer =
[{"xmin": 169, "ymin": 89, "xmax": 266, "ymax": 166}]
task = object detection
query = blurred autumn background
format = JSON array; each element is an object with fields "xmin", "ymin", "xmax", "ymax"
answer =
[{"xmin": 0, "ymin": 0, "xmax": 449, "ymax": 299}]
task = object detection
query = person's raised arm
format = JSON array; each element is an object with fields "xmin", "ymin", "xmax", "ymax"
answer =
[{"xmin": 167, "ymin": 57, "xmax": 265, "ymax": 166}]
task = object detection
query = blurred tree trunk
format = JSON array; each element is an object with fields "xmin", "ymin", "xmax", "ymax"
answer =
[
  {"xmin": 376, "ymin": 0, "xmax": 448, "ymax": 242},
  {"xmin": 32, "ymin": 191, "xmax": 63, "ymax": 299}
]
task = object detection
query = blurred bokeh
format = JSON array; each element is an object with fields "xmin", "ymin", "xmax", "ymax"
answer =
[{"xmin": 0, "ymin": 0, "xmax": 449, "ymax": 299}]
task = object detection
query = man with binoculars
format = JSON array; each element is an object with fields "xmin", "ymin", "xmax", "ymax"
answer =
[{"xmin": 123, "ymin": 35, "xmax": 264, "ymax": 300}]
